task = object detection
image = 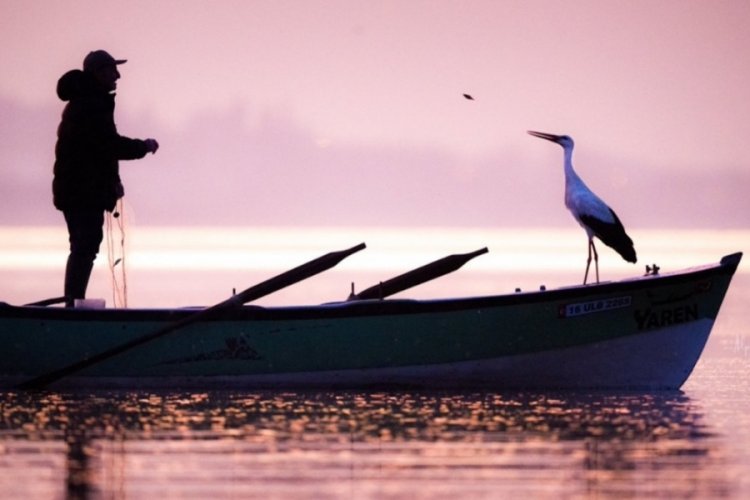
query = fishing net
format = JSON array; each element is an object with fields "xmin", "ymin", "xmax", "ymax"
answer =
[{"xmin": 105, "ymin": 199, "xmax": 128, "ymax": 308}]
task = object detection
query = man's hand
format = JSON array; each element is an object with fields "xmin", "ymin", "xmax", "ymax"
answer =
[{"xmin": 144, "ymin": 138, "xmax": 159, "ymax": 154}]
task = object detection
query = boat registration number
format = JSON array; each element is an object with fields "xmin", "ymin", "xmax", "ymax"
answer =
[{"xmin": 559, "ymin": 296, "xmax": 632, "ymax": 318}]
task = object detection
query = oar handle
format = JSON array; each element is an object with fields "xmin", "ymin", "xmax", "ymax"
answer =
[{"xmin": 350, "ymin": 247, "xmax": 488, "ymax": 301}]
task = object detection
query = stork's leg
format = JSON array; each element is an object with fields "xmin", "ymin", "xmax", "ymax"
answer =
[
  {"xmin": 583, "ymin": 239, "xmax": 593, "ymax": 284},
  {"xmin": 592, "ymin": 240, "xmax": 600, "ymax": 284}
]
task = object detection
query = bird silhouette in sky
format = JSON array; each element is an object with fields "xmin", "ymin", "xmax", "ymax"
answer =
[{"xmin": 528, "ymin": 131, "xmax": 637, "ymax": 284}]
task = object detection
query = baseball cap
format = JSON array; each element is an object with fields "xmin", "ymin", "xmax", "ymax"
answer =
[{"xmin": 83, "ymin": 50, "xmax": 127, "ymax": 72}]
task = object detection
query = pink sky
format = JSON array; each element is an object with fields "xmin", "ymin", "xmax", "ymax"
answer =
[{"xmin": 1, "ymin": 0, "xmax": 749, "ymax": 228}]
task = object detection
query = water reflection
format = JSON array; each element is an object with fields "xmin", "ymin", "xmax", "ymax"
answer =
[{"xmin": 0, "ymin": 391, "xmax": 729, "ymax": 499}]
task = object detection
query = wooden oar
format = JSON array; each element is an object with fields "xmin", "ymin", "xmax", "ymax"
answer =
[
  {"xmin": 348, "ymin": 247, "xmax": 488, "ymax": 301},
  {"xmin": 18, "ymin": 242, "xmax": 366, "ymax": 390},
  {"xmin": 24, "ymin": 296, "xmax": 67, "ymax": 307}
]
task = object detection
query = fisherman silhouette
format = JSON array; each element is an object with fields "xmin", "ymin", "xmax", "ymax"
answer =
[{"xmin": 53, "ymin": 50, "xmax": 159, "ymax": 307}]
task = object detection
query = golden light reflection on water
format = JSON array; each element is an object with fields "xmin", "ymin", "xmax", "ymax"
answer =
[{"xmin": 0, "ymin": 390, "xmax": 736, "ymax": 499}]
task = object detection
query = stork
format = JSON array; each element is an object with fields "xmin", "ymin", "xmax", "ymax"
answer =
[{"xmin": 527, "ymin": 131, "xmax": 637, "ymax": 284}]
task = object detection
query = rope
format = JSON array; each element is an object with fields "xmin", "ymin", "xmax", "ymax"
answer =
[{"xmin": 105, "ymin": 199, "xmax": 128, "ymax": 308}]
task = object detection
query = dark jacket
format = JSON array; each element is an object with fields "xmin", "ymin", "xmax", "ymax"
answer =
[{"xmin": 53, "ymin": 69, "xmax": 149, "ymax": 212}]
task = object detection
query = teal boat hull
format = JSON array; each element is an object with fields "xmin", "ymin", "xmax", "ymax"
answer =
[{"xmin": 0, "ymin": 253, "xmax": 742, "ymax": 390}]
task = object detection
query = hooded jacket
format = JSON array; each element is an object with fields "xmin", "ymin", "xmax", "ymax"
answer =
[{"xmin": 53, "ymin": 69, "xmax": 150, "ymax": 211}]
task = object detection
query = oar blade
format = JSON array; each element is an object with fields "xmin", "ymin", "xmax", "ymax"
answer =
[
  {"xmin": 233, "ymin": 242, "xmax": 366, "ymax": 305},
  {"xmin": 350, "ymin": 247, "xmax": 488, "ymax": 301}
]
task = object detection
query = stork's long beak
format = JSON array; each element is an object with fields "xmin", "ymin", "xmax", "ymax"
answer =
[{"xmin": 527, "ymin": 130, "xmax": 562, "ymax": 143}]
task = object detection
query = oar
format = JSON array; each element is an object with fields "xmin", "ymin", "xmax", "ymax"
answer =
[
  {"xmin": 348, "ymin": 247, "xmax": 488, "ymax": 301},
  {"xmin": 24, "ymin": 296, "xmax": 67, "ymax": 307},
  {"xmin": 18, "ymin": 242, "xmax": 366, "ymax": 390}
]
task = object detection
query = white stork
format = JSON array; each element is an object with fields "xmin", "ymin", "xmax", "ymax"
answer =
[{"xmin": 528, "ymin": 131, "xmax": 637, "ymax": 284}]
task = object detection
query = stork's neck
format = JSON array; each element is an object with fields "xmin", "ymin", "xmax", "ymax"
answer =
[{"xmin": 562, "ymin": 146, "xmax": 576, "ymax": 177}]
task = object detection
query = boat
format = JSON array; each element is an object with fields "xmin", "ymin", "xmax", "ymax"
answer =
[{"xmin": 0, "ymin": 246, "xmax": 742, "ymax": 391}]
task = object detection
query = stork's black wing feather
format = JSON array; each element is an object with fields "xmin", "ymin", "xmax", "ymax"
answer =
[{"xmin": 580, "ymin": 210, "xmax": 637, "ymax": 263}]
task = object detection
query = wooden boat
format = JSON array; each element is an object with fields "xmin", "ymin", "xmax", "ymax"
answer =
[{"xmin": 0, "ymin": 247, "xmax": 742, "ymax": 391}]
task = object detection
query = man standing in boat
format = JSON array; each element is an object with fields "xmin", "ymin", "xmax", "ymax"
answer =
[{"xmin": 53, "ymin": 50, "xmax": 159, "ymax": 307}]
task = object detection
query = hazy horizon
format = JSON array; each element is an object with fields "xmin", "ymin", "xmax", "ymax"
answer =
[{"xmin": 2, "ymin": 95, "xmax": 749, "ymax": 229}]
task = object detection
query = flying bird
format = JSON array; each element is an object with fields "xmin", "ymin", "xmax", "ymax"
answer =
[
  {"xmin": 463, "ymin": 93, "xmax": 474, "ymax": 100},
  {"xmin": 527, "ymin": 131, "xmax": 637, "ymax": 284}
]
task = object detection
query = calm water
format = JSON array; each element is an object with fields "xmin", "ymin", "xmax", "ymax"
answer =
[{"xmin": 1, "ymin": 227, "xmax": 749, "ymax": 498}]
